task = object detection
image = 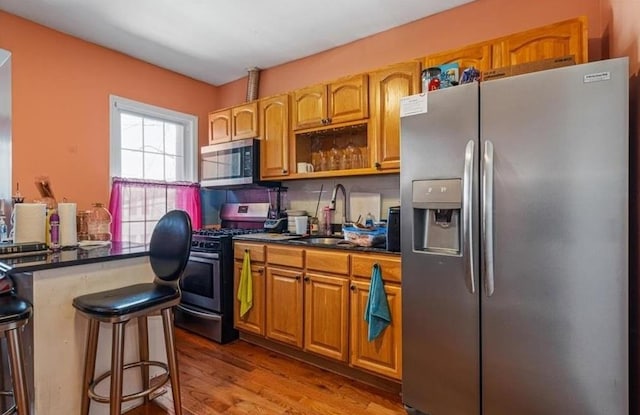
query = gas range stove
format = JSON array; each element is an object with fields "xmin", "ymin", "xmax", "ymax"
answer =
[{"xmin": 191, "ymin": 228, "xmax": 264, "ymax": 252}]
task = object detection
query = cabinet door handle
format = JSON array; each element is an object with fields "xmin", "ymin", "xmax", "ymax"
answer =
[
  {"xmin": 295, "ymin": 275, "xmax": 301, "ymax": 281},
  {"xmin": 350, "ymin": 285, "xmax": 357, "ymax": 292},
  {"xmin": 282, "ymin": 169, "xmax": 288, "ymax": 174},
  {"xmin": 326, "ymin": 117, "xmax": 332, "ymax": 124},
  {"xmin": 375, "ymin": 162, "xmax": 381, "ymax": 169},
  {"xmin": 257, "ymin": 268, "xmax": 264, "ymax": 275},
  {"xmin": 303, "ymin": 276, "xmax": 310, "ymax": 282}
]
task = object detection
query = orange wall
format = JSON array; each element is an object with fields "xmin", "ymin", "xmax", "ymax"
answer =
[
  {"xmin": 217, "ymin": 0, "xmax": 603, "ymax": 107},
  {"xmin": 0, "ymin": 11, "xmax": 217, "ymax": 210}
]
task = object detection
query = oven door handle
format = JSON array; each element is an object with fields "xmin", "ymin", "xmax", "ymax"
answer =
[
  {"xmin": 189, "ymin": 252, "xmax": 220, "ymax": 260},
  {"xmin": 176, "ymin": 304, "xmax": 222, "ymax": 321}
]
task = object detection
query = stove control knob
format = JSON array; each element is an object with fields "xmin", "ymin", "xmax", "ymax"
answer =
[
  {"xmin": 204, "ymin": 242, "xmax": 216, "ymax": 249},
  {"xmin": 191, "ymin": 241, "xmax": 199, "ymax": 247}
]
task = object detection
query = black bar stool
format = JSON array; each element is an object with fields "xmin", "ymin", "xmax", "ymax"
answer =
[
  {"xmin": 73, "ymin": 210, "xmax": 192, "ymax": 415},
  {"xmin": 0, "ymin": 293, "xmax": 32, "ymax": 415}
]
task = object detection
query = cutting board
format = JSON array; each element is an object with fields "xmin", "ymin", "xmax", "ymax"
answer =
[{"xmin": 349, "ymin": 192, "xmax": 381, "ymax": 224}]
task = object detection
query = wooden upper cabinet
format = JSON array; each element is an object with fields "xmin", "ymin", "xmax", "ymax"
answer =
[
  {"xmin": 260, "ymin": 94, "xmax": 290, "ymax": 178},
  {"xmin": 293, "ymin": 74, "xmax": 369, "ymax": 130},
  {"xmin": 303, "ymin": 272, "xmax": 350, "ymax": 362},
  {"xmin": 328, "ymin": 74, "xmax": 369, "ymax": 124},
  {"xmin": 231, "ymin": 101, "xmax": 258, "ymax": 140},
  {"xmin": 293, "ymin": 84, "xmax": 327, "ymax": 130},
  {"xmin": 208, "ymin": 109, "xmax": 232, "ymax": 145},
  {"xmin": 425, "ymin": 42, "xmax": 492, "ymax": 74},
  {"xmin": 368, "ymin": 61, "xmax": 421, "ymax": 171},
  {"xmin": 265, "ymin": 266, "xmax": 304, "ymax": 347},
  {"xmin": 491, "ymin": 16, "xmax": 588, "ymax": 68},
  {"xmin": 349, "ymin": 280, "xmax": 402, "ymax": 380}
]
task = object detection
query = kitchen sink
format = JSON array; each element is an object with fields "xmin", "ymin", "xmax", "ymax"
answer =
[{"xmin": 297, "ymin": 236, "xmax": 354, "ymax": 246}]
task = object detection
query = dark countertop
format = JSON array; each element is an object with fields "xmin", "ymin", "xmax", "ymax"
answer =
[
  {"xmin": 0, "ymin": 241, "xmax": 149, "ymax": 275},
  {"xmin": 233, "ymin": 234, "xmax": 401, "ymax": 255}
]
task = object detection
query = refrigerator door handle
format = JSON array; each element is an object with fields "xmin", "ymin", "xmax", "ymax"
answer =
[
  {"xmin": 463, "ymin": 139, "xmax": 476, "ymax": 294},
  {"xmin": 482, "ymin": 140, "xmax": 495, "ymax": 296}
]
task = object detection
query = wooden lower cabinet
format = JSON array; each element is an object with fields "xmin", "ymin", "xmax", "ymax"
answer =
[
  {"xmin": 303, "ymin": 272, "xmax": 349, "ymax": 362},
  {"xmin": 350, "ymin": 280, "xmax": 402, "ymax": 380},
  {"xmin": 233, "ymin": 261, "xmax": 266, "ymax": 335},
  {"xmin": 265, "ymin": 266, "xmax": 304, "ymax": 347},
  {"xmin": 234, "ymin": 243, "xmax": 402, "ymax": 381}
]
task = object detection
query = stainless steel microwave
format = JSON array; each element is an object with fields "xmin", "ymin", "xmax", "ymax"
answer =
[{"xmin": 200, "ymin": 138, "xmax": 260, "ymax": 187}]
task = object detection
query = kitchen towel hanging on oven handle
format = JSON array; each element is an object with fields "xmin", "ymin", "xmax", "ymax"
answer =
[{"xmin": 238, "ymin": 249, "xmax": 253, "ymax": 317}]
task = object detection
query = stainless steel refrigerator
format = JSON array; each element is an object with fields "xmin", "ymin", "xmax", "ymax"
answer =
[{"xmin": 400, "ymin": 57, "xmax": 628, "ymax": 415}]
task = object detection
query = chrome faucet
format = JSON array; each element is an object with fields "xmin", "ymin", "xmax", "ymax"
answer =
[{"xmin": 329, "ymin": 183, "xmax": 348, "ymax": 226}]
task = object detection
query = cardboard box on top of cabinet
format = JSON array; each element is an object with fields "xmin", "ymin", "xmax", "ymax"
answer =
[{"xmin": 483, "ymin": 55, "xmax": 576, "ymax": 81}]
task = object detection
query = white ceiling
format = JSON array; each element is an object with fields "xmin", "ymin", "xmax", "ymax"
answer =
[{"xmin": 0, "ymin": 0, "xmax": 474, "ymax": 85}]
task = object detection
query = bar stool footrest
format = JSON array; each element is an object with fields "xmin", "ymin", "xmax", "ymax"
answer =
[
  {"xmin": 88, "ymin": 360, "xmax": 169, "ymax": 404},
  {"xmin": 0, "ymin": 390, "xmax": 16, "ymax": 415}
]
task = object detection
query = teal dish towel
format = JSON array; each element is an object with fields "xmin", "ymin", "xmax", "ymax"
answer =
[{"xmin": 364, "ymin": 263, "xmax": 391, "ymax": 341}]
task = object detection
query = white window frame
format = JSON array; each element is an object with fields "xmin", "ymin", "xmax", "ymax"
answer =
[{"xmin": 109, "ymin": 95, "xmax": 198, "ymax": 182}]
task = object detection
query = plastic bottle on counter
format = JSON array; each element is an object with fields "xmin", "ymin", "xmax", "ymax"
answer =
[
  {"xmin": 365, "ymin": 212, "xmax": 374, "ymax": 228},
  {"xmin": 0, "ymin": 216, "xmax": 7, "ymax": 242},
  {"xmin": 87, "ymin": 203, "xmax": 112, "ymax": 241},
  {"xmin": 309, "ymin": 216, "xmax": 320, "ymax": 235},
  {"xmin": 322, "ymin": 206, "xmax": 332, "ymax": 236},
  {"xmin": 49, "ymin": 210, "xmax": 60, "ymax": 251}
]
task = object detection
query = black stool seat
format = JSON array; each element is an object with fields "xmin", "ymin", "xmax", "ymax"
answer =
[
  {"xmin": 0, "ymin": 295, "xmax": 32, "ymax": 324},
  {"xmin": 73, "ymin": 283, "xmax": 179, "ymax": 317}
]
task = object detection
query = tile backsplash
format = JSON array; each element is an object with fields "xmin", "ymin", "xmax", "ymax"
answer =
[
  {"xmin": 200, "ymin": 174, "xmax": 400, "ymax": 226},
  {"xmin": 285, "ymin": 174, "xmax": 400, "ymax": 223}
]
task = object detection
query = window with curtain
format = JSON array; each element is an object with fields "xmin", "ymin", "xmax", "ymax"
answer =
[{"xmin": 109, "ymin": 95, "xmax": 201, "ymax": 243}]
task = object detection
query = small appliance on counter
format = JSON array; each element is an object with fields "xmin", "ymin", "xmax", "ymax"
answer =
[
  {"xmin": 386, "ymin": 206, "xmax": 400, "ymax": 252},
  {"xmin": 264, "ymin": 187, "xmax": 288, "ymax": 233},
  {"xmin": 286, "ymin": 210, "xmax": 307, "ymax": 234}
]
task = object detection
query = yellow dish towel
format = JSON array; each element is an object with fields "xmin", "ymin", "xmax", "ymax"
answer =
[{"xmin": 237, "ymin": 250, "xmax": 253, "ymax": 317}]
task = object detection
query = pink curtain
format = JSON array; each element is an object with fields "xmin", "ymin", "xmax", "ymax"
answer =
[{"xmin": 109, "ymin": 177, "xmax": 201, "ymax": 242}]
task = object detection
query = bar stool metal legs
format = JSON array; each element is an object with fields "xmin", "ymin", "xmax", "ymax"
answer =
[
  {"xmin": 78, "ymin": 307, "xmax": 183, "ymax": 415},
  {"xmin": 161, "ymin": 308, "xmax": 182, "ymax": 414},
  {"xmin": 5, "ymin": 327, "xmax": 29, "ymax": 415},
  {"xmin": 0, "ymin": 294, "xmax": 32, "ymax": 415}
]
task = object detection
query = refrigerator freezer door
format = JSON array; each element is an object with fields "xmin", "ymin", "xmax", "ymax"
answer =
[
  {"xmin": 480, "ymin": 58, "xmax": 628, "ymax": 415},
  {"xmin": 400, "ymin": 83, "xmax": 480, "ymax": 414}
]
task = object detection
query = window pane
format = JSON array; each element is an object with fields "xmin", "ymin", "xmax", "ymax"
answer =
[
  {"xmin": 146, "ymin": 190, "xmax": 166, "ymax": 221},
  {"xmin": 120, "ymin": 221, "xmax": 130, "ymax": 242},
  {"xmin": 144, "ymin": 153, "xmax": 164, "ymax": 180},
  {"xmin": 121, "ymin": 113, "xmax": 142, "ymax": 150},
  {"xmin": 167, "ymin": 188, "xmax": 176, "ymax": 211},
  {"xmin": 144, "ymin": 118, "xmax": 164, "ymax": 153},
  {"xmin": 146, "ymin": 221, "xmax": 158, "ymax": 243},
  {"xmin": 121, "ymin": 150, "xmax": 143, "ymax": 179},
  {"xmin": 129, "ymin": 222, "xmax": 145, "ymax": 244},
  {"xmin": 165, "ymin": 155, "xmax": 177, "ymax": 182},
  {"xmin": 165, "ymin": 123, "xmax": 177, "ymax": 156},
  {"xmin": 125, "ymin": 187, "xmax": 146, "ymax": 221}
]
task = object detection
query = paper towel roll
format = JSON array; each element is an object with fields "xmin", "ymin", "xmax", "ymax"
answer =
[
  {"xmin": 58, "ymin": 202, "xmax": 78, "ymax": 247},
  {"xmin": 14, "ymin": 203, "xmax": 47, "ymax": 243}
]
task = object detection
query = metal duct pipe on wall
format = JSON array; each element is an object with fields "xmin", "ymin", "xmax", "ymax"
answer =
[{"xmin": 246, "ymin": 67, "xmax": 260, "ymax": 101}]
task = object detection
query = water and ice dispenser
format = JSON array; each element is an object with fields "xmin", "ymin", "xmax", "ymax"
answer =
[{"xmin": 412, "ymin": 179, "xmax": 462, "ymax": 255}]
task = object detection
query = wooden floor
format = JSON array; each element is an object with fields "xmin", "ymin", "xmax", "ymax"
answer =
[{"xmin": 127, "ymin": 328, "xmax": 405, "ymax": 415}]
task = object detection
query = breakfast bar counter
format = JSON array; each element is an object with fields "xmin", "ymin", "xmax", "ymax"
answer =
[{"xmin": 0, "ymin": 243, "xmax": 169, "ymax": 415}]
